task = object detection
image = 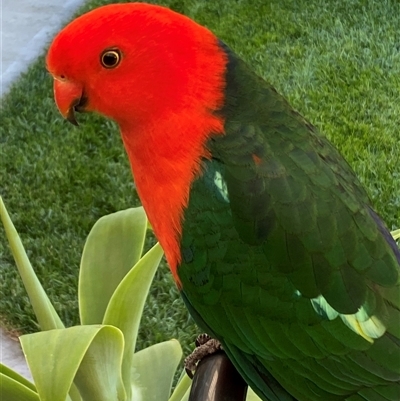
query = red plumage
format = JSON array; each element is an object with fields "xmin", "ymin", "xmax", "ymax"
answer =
[{"xmin": 47, "ymin": 3, "xmax": 227, "ymax": 284}]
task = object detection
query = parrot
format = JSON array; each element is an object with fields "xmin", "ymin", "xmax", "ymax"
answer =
[{"xmin": 46, "ymin": 3, "xmax": 400, "ymax": 400}]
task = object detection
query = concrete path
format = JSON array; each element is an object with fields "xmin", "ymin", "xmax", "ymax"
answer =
[
  {"xmin": 1, "ymin": 0, "xmax": 85, "ymax": 380},
  {"xmin": 0, "ymin": 328, "xmax": 32, "ymax": 380},
  {"xmin": 1, "ymin": 0, "xmax": 84, "ymax": 96}
]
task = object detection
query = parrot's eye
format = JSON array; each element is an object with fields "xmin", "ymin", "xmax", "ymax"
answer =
[{"xmin": 100, "ymin": 49, "xmax": 121, "ymax": 69}]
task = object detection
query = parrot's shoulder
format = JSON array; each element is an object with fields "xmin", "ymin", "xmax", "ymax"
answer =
[
  {"xmin": 204, "ymin": 43, "xmax": 400, "ymax": 323},
  {"xmin": 178, "ymin": 45, "xmax": 400, "ymax": 400}
]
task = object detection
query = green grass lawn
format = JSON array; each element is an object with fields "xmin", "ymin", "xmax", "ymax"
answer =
[{"xmin": 1, "ymin": 0, "xmax": 399, "ymax": 355}]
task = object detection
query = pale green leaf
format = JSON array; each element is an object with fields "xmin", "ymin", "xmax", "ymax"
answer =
[
  {"xmin": 131, "ymin": 339, "xmax": 182, "ymax": 401},
  {"xmin": 246, "ymin": 387, "xmax": 263, "ymax": 401},
  {"xmin": 103, "ymin": 242, "xmax": 164, "ymax": 400},
  {"xmin": 0, "ymin": 362, "xmax": 35, "ymax": 391},
  {"xmin": 391, "ymin": 228, "xmax": 400, "ymax": 241},
  {"xmin": 68, "ymin": 383, "xmax": 83, "ymax": 401},
  {"xmin": 20, "ymin": 325, "xmax": 126, "ymax": 401},
  {"xmin": 74, "ymin": 327, "xmax": 126, "ymax": 401},
  {"xmin": 79, "ymin": 207, "xmax": 148, "ymax": 325},
  {"xmin": 180, "ymin": 388, "xmax": 191, "ymax": 401},
  {"xmin": 169, "ymin": 371, "xmax": 192, "ymax": 401},
  {"xmin": 0, "ymin": 196, "xmax": 64, "ymax": 331},
  {"xmin": 0, "ymin": 373, "xmax": 40, "ymax": 401}
]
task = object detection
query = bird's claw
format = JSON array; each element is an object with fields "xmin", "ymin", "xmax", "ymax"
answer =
[{"xmin": 185, "ymin": 333, "xmax": 223, "ymax": 379}]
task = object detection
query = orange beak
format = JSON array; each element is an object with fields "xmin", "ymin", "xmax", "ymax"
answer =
[{"xmin": 53, "ymin": 78, "xmax": 84, "ymax": 126}]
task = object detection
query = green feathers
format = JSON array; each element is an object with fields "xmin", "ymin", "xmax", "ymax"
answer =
[
  {"xmin": 311, "ymin": 294, "xmax": 386, "ymax": 343},
  {"xmin": 178, "ymin": 43, "xmax": 400, "ymax": 400}
]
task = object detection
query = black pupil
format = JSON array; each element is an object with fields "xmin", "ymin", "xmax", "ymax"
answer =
[{"xmin": 103, "ymin": 52, "xmax": 118, "ymax": 66}]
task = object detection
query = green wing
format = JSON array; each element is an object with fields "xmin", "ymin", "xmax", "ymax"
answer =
[{"xmin": 178, "ymin": 46, "xmax": 400, "ymax": 401}]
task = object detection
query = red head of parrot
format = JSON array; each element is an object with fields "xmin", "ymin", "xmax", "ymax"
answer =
[{"xmin": 46, "ymin": 3, "xmax": 227, "ymax": 284}]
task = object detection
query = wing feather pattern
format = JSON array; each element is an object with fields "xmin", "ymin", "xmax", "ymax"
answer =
[{"xmin": 178, "ymin": 44, "xmax": 400, "ymax": 401}]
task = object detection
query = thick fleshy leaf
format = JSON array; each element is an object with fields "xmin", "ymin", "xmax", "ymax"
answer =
[
  {"xmin": 0, "ymin": 373, "xmax": 39, "ymax": 401},
  {"xmin": 68, "ymin": 384, "xmax": 83, "ymax": 401},
  {"xmin": 391, "ymin": 228, "xmax": 400, "ymax": 241},
  {"xmin": 131, "ymin": 340, "xmax": 182, "ymax": 401},
  {"xmin": 0, "ymin": 197, "xmax": 64, "ymax": 331},
  {"xmin": 74, "ymin": 327, "xmax": 126, "ymax": 401},
  {"xmin": 79, "ymin": 207, "xmax": 148, "ymax": 325},
  {"xmin": 103, "ymin": 242, "xmax": 164, "ymax": 400},
  {"xmin": 0, "ymin": 362, "xmax": 35, "ymax": 391},
  {"xmin": 181, "ymin": 390, "xmax": 191, "ymax": 401},
  {"xmin": 246, "ymin": 388, "xmax": 263, "ymax": 401},
  {"xmin": 169, "ymin": 372, "xmax": 192, "ymax": 401},
  {"xmin": 20, "ymin": 325, "xmax": 126, "ymax": 401}
]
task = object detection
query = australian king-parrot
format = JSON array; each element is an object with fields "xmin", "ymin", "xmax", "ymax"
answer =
[{"xmin": 46, "ymin": 3, "xmax": 400, "ymax": 400}]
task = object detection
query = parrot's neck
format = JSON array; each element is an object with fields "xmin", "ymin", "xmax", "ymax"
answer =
[
  {"xmin": 122, "ymin": 110, "xmax": 225, "ymax": 285},
  {"xmin": 118, "ymin": 38, "xmax": 228, "ymax": 286}
]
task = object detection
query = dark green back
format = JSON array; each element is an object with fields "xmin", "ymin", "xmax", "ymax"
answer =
[{"xmin": 178, "ymin": 44, "xmax": 400, "ymax": 401}]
